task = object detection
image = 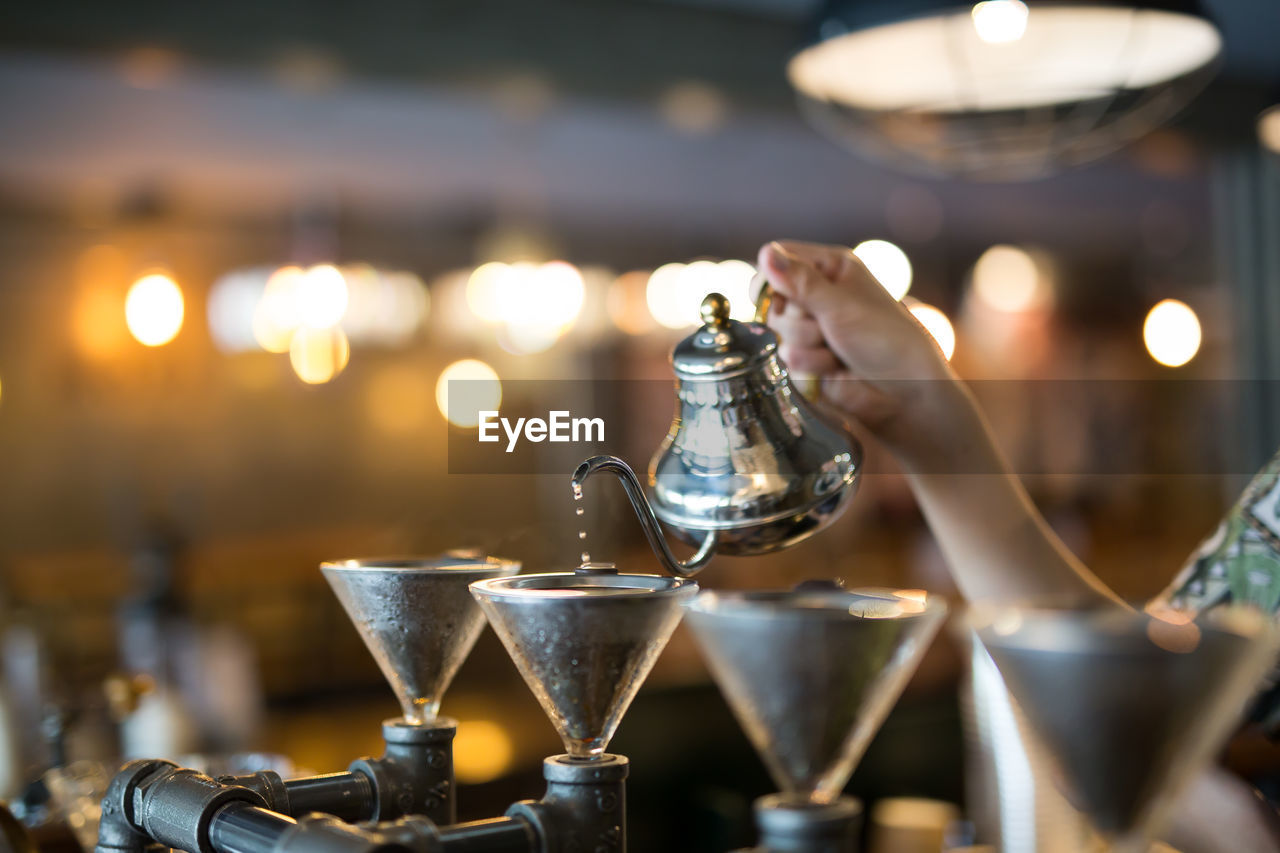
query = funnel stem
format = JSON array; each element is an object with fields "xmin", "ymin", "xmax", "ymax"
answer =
[{"xmin": 572, "ymin": 455, "xmax": 716, "ymax": 577}]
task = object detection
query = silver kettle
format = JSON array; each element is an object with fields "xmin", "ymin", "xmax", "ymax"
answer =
[{"xmin": 573, "ymin": 287, "xmax": 861, "ymax": 576}]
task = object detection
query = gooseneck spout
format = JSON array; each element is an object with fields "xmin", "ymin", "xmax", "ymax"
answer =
[{"xmin": 572, "ymin": 455, "xmax": 717, "ymax": 577}]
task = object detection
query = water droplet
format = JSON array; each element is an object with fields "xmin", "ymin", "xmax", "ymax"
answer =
[
  {"xmin": 581, "ymin": 551, "xmax": 591, "ymax": 564},
  {"xmin": 578, "ymin": 530, "xmax": 587, "ymax": 540},
  {"xmin": 575, "ymin": 506, "xmax": 584, "ymax": 516}
]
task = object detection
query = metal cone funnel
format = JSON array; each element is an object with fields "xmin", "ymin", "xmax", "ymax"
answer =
[
  {"xmin": 973, "ymin": 605, "xmax": 1280, "ymax": 849},
  {"xmin": 322, "ymin": 555, "xmax": 519, "ymax": 724},
  {"xmin": 470, "ymin": 571, "xmax": 697, "ymax": 759},
  {"xmin": 685, "ymin": 588, "xmax": 947, "ymax": 803}
]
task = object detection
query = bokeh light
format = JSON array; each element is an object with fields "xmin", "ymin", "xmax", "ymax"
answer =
[
  {"xmin": 453, "ymin": 720, "xmax": 515, "ymax": 784},
  {"xmin": 657, "ymin": 80, "xmax": 730, "ymax": 136},
  {"xmin": 125, "ymin": 273, "xmax": 185, "ymax": 347},
  {"xmin": 466, "ymin": 262, "xmax": 511, "ymax": 324},
  {"xmin": 971, "ymin": 0, "xmax": 1029, "ymax": 44},
  {"xmin": 73, "ymin": 244, "xmax": 130, "ymax": 360},
  {"xmin": 1143, "ymin": 299, "xmax": 1201, "ymax": 368},
  {"xmin": 297, "ymin": 264, "xmax": 349, "ymax": 329},
  {"xmin": 853, "ymin": 240, "xmax": 912, "ymax": 300},
  {"xmin": 1259, "ymin": 106, "xmax": 1280, "ymax": 155},
  {"xmin": 436, "ymin": 359, "xmax": 502, "ymax": 428},
  {"xmin": 971, "ymin": 245, "xmax": 1052, "ymax": 313},
  {"xmin": 254, "ymin": 266, "xmax": 306, "ymax": 353},
  {"xmin": 209, "ymin": 267, "xmax": 272, "ymax": 353},
  {"xmin": 646, "ymin": 260, "xmax": 756, "ymax": 329},
  {"xmin": 608, "ymin": 271, "xmax": 657, "ymax": 336},
  {"xmin": 289, "ymin": 326, "xmax": 350, "ymax": 384},
  {"xmin": 466, "ymin": 261, "xmax": 585, "ymax": 353},
  {"xmin": 342, "ymin": 266, "xmax": 429, "ymax": 345},
  {"xmin": 908, "ymin": 301, "xmax": 956, "ymax": 361}
]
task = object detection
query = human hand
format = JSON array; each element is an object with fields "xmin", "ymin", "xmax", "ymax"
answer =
[{"xmin": 754, "ymin": 240, "xmax": 968, "ymax": 464}]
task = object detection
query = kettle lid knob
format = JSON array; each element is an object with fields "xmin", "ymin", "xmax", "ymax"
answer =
[{"xmin": 700, "ymin": 293, "xmax": 731, "ymax": 330}]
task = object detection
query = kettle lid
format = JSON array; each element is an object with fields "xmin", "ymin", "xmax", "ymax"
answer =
[{"xmin": 671, "ymin": 293, "xmax": 777, "ymax": 377}]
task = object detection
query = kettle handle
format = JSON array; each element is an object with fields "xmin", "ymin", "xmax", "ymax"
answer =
[
  {"xmin": 753, "ymin": 279, "xmax": 823, "ymax": 400},
  {"xmin": 753, "ymin": 279, "xmax": 774, "ymax": 325}
]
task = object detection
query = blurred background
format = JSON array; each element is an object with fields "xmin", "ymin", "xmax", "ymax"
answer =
[{"xmin": 1, "ymin": 0, "xmax": 1279, "ymax": 849}]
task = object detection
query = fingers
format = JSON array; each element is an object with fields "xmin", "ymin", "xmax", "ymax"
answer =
[
  {"xmin": 770, "ymin": 312, "xmax": 824, "ymax": 348},
  {"xmin": 757, "ymin": 241, "xmax": 893, "ymax": 316},
  {"xmin": 757, "ymin": 242, "xmax": 834, "ymax": 312},
  {"xmin": 779, "ymin": 343, "xmax": 840, "ymax": 374}
]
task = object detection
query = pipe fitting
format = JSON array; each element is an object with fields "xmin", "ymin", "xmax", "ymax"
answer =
[
  {"xmin": 350, "ymin": 717, "xmax": 457, "ymax": 824},
  {"xmin": 507, "ymin": 754, "xmax": 628, "ymax": 853},
  {"xmin": 752, "ymin": 794, "xmax": 861, "ymax": 853},
  {"xmin": 95, "ymin": 760, "xmax": 178, "ymax": 853},
  {"xmin": 216, "ymin": 772, "xmax": 290, "ymax": 813},
  {"xmin": 135, "ymin": 768, "xmax": 269, "ymax": 853}
]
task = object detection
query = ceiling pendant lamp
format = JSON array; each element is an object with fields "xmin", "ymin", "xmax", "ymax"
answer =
[{"xmin": 788, "ymin": 0, "xmax": 1222, "ymax": 180}]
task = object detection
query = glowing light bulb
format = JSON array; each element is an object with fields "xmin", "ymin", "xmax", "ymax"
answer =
[
  {"xmin": 436, "ymin": 359, "xmax": 502, "ymax": 428},
  {"xmin": 972, "ymin": 0, "xmax": 1029, "ymax": 44},
  {"xmin": 1143, "ymin": 299, "xmax": 1201, "ymax": 368},
  {"xmin": 125, "ymin": 273, "xmax": 184, "ymax": 346},
  {"xmin": 853, "ymin": 240, "xmax": 913, "ymax": 300},
  {"xmin": 908, "ymin": 301, "xmax": 956, "ymax": 360}
]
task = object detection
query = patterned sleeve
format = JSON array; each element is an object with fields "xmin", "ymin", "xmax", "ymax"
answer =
[{"xmin": 1152, "ymin": 449, "xmax": 1280, "ymax": 736}]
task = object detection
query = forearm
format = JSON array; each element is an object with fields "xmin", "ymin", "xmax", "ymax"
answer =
[{"xmin": 888, "ymin": 382, "xmax": 1123, "ymax": 607}]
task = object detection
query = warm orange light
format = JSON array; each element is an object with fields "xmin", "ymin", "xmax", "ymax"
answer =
[
  {"xmin": 73, "ymin": 245, "xmax": 131, "ymax": 359},
  {"xmin": 1143, "ymin": 299, "xmax": 1201, "ymax": 368},
  {"xmin": 297, "ymin": 264, "xmax": 349, "ymax": 329},
  {"xmin": 854, "ymin": 240, "xmax": 912, "ymax": 300},
  {"xmin": 972, "ymin": 245, "xmax": 1052, "ymax": 313},
  {"xmin": 907, "ymin": 301, "xmax": 956, "ymax": 361},
  {"xmin": 125, "ymin": 273, "xmax": 184, "ymax": 347},
  {"xmin": 289, "ymin": 327, "xmax": 350, "ymax": 384},
  {"xmin": 453, "ymin": 720, "xmax": 515, "ymax": 784},
  {"xmin": 436, "ymin": 359, "xmax": 501, "ymax": 428},
  {"xmin": 608, "ymin": 271, "xmax": 657, "ymax": 335},
  {"xmin": 367, "ymin": 364, "xmax": 432, "ymax": 434},
  {"xmin": 253, "ymin": 266, "xmax": 305, "ymax": 353}
]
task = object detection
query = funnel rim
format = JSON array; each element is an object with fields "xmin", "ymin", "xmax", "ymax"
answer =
[
  {"xmin": 686, "ymin": 587, "xmax": 946, "ymax": 622},
  {"xmin": 470, "ymin": 571, "xmax": 697, "ymax": 601},
  {"xmin": 321, "ymin": 554, "xmax": 521, "ymax": 575}
]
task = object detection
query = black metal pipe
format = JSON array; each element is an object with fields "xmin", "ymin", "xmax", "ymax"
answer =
[
  {"xmin": 208, "ymin": 805, "xmax": 296, "ymax": 853},
  {"xmin": 436, "ymin": 817, "xmax": 536, "ymax": 853},
  {"xmin": 283, "ymin": 772, "xmax": 374, "ymax": 821}
]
